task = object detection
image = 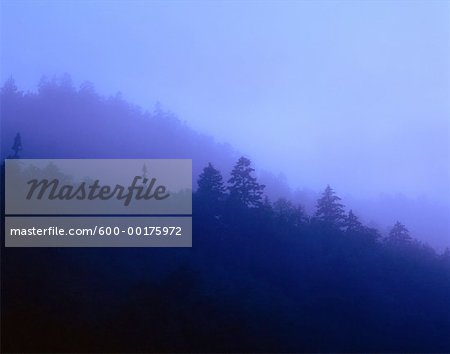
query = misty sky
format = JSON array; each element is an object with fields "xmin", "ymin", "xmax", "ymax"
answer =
[{"xmin": 1, "ymin": 0, "xmax": 449, "ymax": 202}]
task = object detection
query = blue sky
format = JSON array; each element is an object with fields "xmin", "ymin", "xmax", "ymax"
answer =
[{"xmin": 1, "ymin": 0, "xmax": 449, "ymax": 201}]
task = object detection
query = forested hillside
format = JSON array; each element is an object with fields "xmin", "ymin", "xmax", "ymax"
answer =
[
  {"xmin": 1, "ymin": 78, "xmax": 450, "ymax": 353},
  {"xmin": 0, "ymin": 76, "xmax": 238, "ymax": 178}
]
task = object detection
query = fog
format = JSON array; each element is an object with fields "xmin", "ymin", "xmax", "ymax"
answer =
[{"xmin": 1, "ymin": 0, "xmax": 449, "ymax": 250}]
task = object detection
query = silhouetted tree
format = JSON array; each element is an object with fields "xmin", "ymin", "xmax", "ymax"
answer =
[
  {"xmin": 387, "ymin": 221, "xmax": 412, "ymax": 245},
  {"xmin": 1, "ymin": 77, "xmax": 18, "ymax": 96},
  {"xmin": 197, "ymin": 163, "xmax": 226, "ymax": 205},
  {"xmin": 10, "ymin": 133, "xmax": 22, "ymax": 158},
  {"xmin": 315, "ymin": 185, "xmax": 346, "ymax": 228},
  {"xmin": 345, "ymin": 209, "xmax": 364, "ymax": 233},
  {"xmin": 59, "ymin": 72, "xmax": 74, "ymax": 92},
  {"xmin": 228, "ymin": 157, "xmax": 265, "ymax": 208},
  {"xmin": 79, "ymin": 80, "xmax": 98, "ymax": 100}
]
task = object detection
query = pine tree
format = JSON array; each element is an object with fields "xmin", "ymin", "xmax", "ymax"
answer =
[
  {"xmin": 345, "ymin": 209, "xmax": 364, "ymax": 233},
  {"xmin": 197, "ymin": 163, "xmax": 226, "ymax": 205},
  {"xmin": 79, "ymin": 80, "xmax": 97, "ymax": 98},
  {"xmin": 11, "ymin": 133, "xmax": 23, "ymax": 158},
  {"xmin": 387, "ymin": 221, "xmax": 412, "ymax": 245},
  {"xmin": 1, "ymin": 76, "xmax": 18, "ymax": 95},
  {"xmin": 315, "ymin": 185, "xmax": 346, "ymax": 228},
  {"xmin": 228, "ymin": 157, "xmax": 265, "ymax": 208}
]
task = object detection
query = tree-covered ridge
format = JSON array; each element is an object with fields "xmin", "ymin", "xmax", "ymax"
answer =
[
  {"xmin": 0, "ymin": 76, "xmax": 240, "ymax": 181},
  {"xmin": 1, "ymin": 77, "xmax": 450, "ymax": 353},
  {"xmin": 191, "ymin": 159, "xmax": 450, "ymax": 352},
  {"xmin": 196, "ymin": 158, "xmax": 449, "ymax": 256}
]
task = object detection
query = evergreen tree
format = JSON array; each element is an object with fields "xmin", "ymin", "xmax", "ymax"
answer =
[
  {"xmin": 315, "ymin": 184, "xmax": 346, "ymax": 228},
  {"xmin": 345, "ymin": 209, "xmax": 364, "ymax": 233},
  {"xmin": 387, "ymin": 221, "xmax": 412, "ymax": 245},
  {"xmin": 1, "ymin": 76, "xmax": 18, "ymax": 95},
  {"xmin": 228, "ymin": 157, "xmax": 265, "ymax": 208},
  {"xmin": 79, "ymin": 80, "xmax": 97, "ymax": 99},
  {"xmin": 197, "ymin": 163, "xmax": 226, "ymax": 205},
  {"xmin": 11, "ymin": 132, "xmax": 22, "ymax": 158}
]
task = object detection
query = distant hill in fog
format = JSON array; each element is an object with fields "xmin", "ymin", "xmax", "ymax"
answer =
[{"xmin": 0, "ymin": 76, "xmax": 239, "ymax": 178}]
